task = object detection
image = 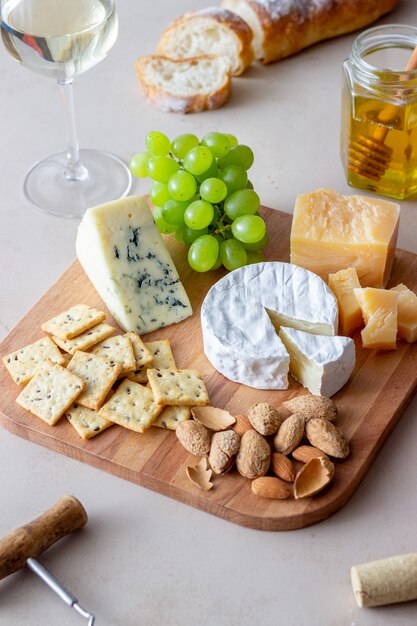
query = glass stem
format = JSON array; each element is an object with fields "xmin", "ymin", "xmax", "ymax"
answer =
[{"xmin": 58, "ymin": 78, "xmax": 88, "ymax": 182}]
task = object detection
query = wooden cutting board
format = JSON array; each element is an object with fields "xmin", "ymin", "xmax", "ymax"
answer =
[{"xmin": 1, "ymin": 208, "xmax": 416, "ymax": 531}]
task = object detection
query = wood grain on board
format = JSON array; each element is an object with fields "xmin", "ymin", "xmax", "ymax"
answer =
[{"xmin": 0, "ymin": 208, "xmax": 416, "ymax": 531}]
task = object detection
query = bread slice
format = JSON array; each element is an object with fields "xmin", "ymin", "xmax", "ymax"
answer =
[
  {"xmin": 135, "ymin": 55, "xmax": 232, "ymax": 114},
  {"xmin": 221, "ymin": 0, "xmax": 400, "ymax": 64},
  {"xmin": 157, "ymin": 8, "xmax": 254, "ymax": 76}
]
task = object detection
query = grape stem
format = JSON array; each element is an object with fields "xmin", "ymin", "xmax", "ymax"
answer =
[{"xmin": 212, "ymin": 223, "xmax": 231, "ymax": 237}]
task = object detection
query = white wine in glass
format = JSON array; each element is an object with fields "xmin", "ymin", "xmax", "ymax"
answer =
[{"xmin": 1, "ymin": 0, "xmax": 131, "ymax": 217}]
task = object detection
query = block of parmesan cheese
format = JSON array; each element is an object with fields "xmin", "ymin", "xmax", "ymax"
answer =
[
  {"xmin": 328, "ymin": 267, "xmax": 363, "ymax": 336},
  {"xmin": 76, "ymin": 196, "xmax": 192, "ymax": 334},
  {"xmin": 390, "ymin": 284, "xmax": 417, "ymax": 343},
  {"xmin": 354, "ymin": 288, "xmax": 398, "ymax": 350},
  {"xmin": 290, "ymin": 189, "xmax": 400, "ymax": 288}
]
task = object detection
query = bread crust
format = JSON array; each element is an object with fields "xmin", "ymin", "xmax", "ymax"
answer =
[
  {"xmin": 135, "ymin": 55, "xmax": 232, "ymax": 114},
  {"xmin": 222, "ymin": 0, "xmax": 400, "ymax": 64},
  {"xmin": 157, "ymin": 8, "xmax": 254, "ymax": 75}
]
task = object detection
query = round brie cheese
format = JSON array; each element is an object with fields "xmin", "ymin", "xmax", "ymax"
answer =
[{"xmin": 201, "ymin": 262, "xmax": 339, "ymax": 390}]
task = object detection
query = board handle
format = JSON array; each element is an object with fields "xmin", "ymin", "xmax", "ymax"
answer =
[{"xmin": 0, "ymin": 495, "xmax": 88, "ymax": 580}]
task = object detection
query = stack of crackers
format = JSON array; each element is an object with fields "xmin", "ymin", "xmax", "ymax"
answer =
[{"xmin": 3, "ymin": 304, "xmax": 209, "ymax": 440}]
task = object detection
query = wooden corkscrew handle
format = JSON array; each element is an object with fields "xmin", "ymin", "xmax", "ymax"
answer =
[{"xmin": 0, "ymin": 496, "xmax": 88, "ymax": 581}]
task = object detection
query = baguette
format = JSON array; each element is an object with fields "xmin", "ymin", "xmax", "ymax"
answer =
[
  {"xmin": 221, "ymin": 0, "xmax": 400, "ymax": 64},
  {"xmin": 135, "ymin": 55, "xmax": 232, "ymax": 114},
  {"xmin": 157, "ymin": 7, "xmax": 254, "ymax": 76}
]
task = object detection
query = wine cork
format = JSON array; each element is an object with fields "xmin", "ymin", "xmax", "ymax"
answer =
[{"xmin": 351, "ymin": 553, "xmax": 417, "ymax": 607}]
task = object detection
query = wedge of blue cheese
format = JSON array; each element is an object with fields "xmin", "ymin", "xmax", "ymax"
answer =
[{"xmin": 76, "ymin": 196, "xmax": 192, "ymax": 334}]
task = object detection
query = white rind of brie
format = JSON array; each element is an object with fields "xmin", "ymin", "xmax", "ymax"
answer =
[
  {"xmin": 279, "ymin": 326, "xmax": 355, "ymax": 397},
  {"xmin": 201, "ymin": 262, "xmax": 340, "ymax": 391}
]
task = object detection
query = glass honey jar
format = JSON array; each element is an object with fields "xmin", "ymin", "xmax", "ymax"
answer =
[{"xmin": 341, "ymin": 25, "xmax": 417, "ymax": 200}]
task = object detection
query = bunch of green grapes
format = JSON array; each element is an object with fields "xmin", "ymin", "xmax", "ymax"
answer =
[{"xmin": 129, "ymin": 131, "xmax": 268, "ymax": 273}]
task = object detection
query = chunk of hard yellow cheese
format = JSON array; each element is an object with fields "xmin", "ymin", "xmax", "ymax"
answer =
[
  {"xmin": 390, "ymin": 284, "xmax": 417, "ymax": 343},
  {"xmin": 328, "ymin": 268, "xmax": 363, "ymax": 336},
  {"xmin": 354, "ymin": 288, "xmax": 398, "ymax": 350},
  {"xmin": 290, "ymin": 189, "xmax": 400, "ymax": 288}
]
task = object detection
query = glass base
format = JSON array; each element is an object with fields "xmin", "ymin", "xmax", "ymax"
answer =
[{"xmin": 24, "ymin": 149, "xmax": 132, "ymax": 218}]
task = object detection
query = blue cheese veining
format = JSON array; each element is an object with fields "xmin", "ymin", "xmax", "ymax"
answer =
[{"xmin": 76, "ymin": 196, "xmax": 192, "ymax": 334}]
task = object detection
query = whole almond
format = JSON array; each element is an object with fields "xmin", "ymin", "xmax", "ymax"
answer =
[
  {"xmin": 176, "ymin": 420, "xmax": 211, "ymax": 456},
  {"xmin": 236, "ymin": 429, "xmax": 270, "ymax": 479},
  {"xmin": 252, "ymin": 476, "xmax": 292, "ymax": 500},
  {"xmin": 271, "ymin": 453, "xmax": 296, "ymax": 482},
  {"xmin": 292, "ymin": 445, "xmax": 329, "ymax": 463},
  {"xmin": 248, "ymin": 402, "xmax": 282, "ymax": 436},
  {"xmin": 274, "ymin": 413, "xmax": 305, "ymax": 455},
  {"xmin": 294, "ymin": 456, "xmax": 335, "ymax": 499},
  {"xmin": 283, "ymin": 395, "xmax": 337, "ymax": 422},
  {"xmin": 305, "ymin": 418, "xmax": 349, "ymax": 459}
]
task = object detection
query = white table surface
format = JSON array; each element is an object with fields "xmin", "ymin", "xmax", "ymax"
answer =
[{"xmin": 1, "ymin": 1, "xmax": 417, "ymax": 625}]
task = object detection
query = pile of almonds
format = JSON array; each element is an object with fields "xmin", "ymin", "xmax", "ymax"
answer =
[{"xmin": 176, "ymin": 395, "xmax": 350, "ymax": 500}]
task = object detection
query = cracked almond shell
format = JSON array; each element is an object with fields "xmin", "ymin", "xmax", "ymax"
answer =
[
  {"xmin": 186, "ymin": 457, "xmax": 213, "ymax": 491},
  {"xmin": 294, "ymin": 456, "xmax": 335, "ymax": 499},
  {"xmin": 192, "ymin": 406, "xmax": 236, "ymax": 431}
]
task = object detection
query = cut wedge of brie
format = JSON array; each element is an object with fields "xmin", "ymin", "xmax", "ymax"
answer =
[
  {"xmin": 201, "ymin": 262, "xmax": 340, "ymax": 391},
  {"xmin": 279, "ymin": 326, "xmax": 355, "ymax": 397}
]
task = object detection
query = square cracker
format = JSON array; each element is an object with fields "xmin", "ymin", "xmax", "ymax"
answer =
[
  {"xmin": 147, "ymin": 369, "xmax": 209, "ymax": 407},
  {"xmin": 124, "ymin": 332, "xmax": 153, "ymax": 369},
  {"xmin": 52, "ymin": 323, "xmax": 116, "ymax": 355},
  {"xmin": 66, "ymin": 403, "xmax": 114, "ymax": 440},
  {"xmin": 66, "ymin": 350, "xmax": 122, "ymax": 411},
  {"xmin": 90, "ymin": 335, "xmax": 136, "ymax": 376},
  {"xmin": 3, "ymin": 337, "xmax": 65, "ymax": 385},
  {"xmin": 127, "ymin": 340, "xmax": 175, "ymax": 384},
  {"xmin": 152, "ymin": 406, "xmax": 192, "ymax": 430},
  {"xmin": 16, "ymin": 360, "xmax": 85, "ymax": 425},
  {"xmin": 98, "ymin": 379, "xmax": 162, "ymax": 433},
  {"xmin": 41, "ymin": 305, "xmax": 106, "ymax": 340}
]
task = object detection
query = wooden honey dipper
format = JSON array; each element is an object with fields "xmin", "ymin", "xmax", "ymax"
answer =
[
  {"xmin": 0, "ymin": 496, "xmax": 95, "ymax": 624},
  {"xmin": 348, "ymin": 43, "xmax": 417, "ymax": 181}
]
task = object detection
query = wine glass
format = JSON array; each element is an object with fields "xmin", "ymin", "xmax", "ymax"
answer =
[{"xmin": 0, "ymin": 0, "xmax": 131, "ymax": 218}]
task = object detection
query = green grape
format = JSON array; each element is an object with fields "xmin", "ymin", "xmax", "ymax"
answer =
[
  {"xmin": 224, "ymin": 189, "xmax": 260, "ymax": 220},
  {"xmin": 168, "ymin": 170, "xmax": 197, "ymax": 201},
  {"xmin": 242, "ymin": 231, "xmax": 268, "ymax": 251},
  {"xmin": 146, "ymin": 156, "xmax": 179, "ymax": 183},
  {"xmin": 246, "ymin": 180, "xmax": 254, "ymax": 189},
  {"xmin": 188, "ymin": 235, "xmax": 219, "ymax": 272},
  {"xmin": 210, "ymin": 234, "xmax": 224, "ymax": 269},
  {"xmin": 183, "ymin": 146, "xmax": 213, "ymax": 176},
  {"xmin": 129, "ymin": 152, "xmax": 150, "ymax": 178},
  {"xmin": 220, "ymin": 239, "xmax": 248, "ymax": 270},
  {"xmin": 177, "ymin": 224, "xmax": 208, "ymax": 245},
  {"xmin": 218, "ymin": 145, "xmax": 254, "ymax": 170},
  {"xmin": 171, "ymin": 133, "xmax": 199, "ymax": 159},
  {"xmin": 184, "ymin": 200, "xmax": 214, "ymax": 230},
  {"xmin": 232, "ymin": 215, "xmax": 266, "ymax": 244},
  {"xmin": 195, "ymin": 160, "xmax": 219, "ymax": 183},
  {"xmin": 246, "ymin": 250, "xmax": 265, "ymax": 264},
  {"xmin": 199, "ymin": 178, "xmax": 227, "ymax": 204},
  {"xmin": 162, "ymin": 199, "xmax": 189, "ymax": 225},
  {"xmin": 149, "ymin": 181, "xmax": 171, "ymax": 207},
  {"xmin": 145, "ymin": 131, "xmax": 171, "ymax": 156},
  {"xmin": 225, "ymin": 133, "xmax": 238, "ymax": 147},
  {"xmin": 201, "ymin": 132, "xmax": 230, "ymax": 158},
  {"xmin": 220, "ymin": 165, "xmax": 248, "ymax": 195},
  {"xmin": 153, "ymin": 206, "xmax": 177, "ymax": 234}
]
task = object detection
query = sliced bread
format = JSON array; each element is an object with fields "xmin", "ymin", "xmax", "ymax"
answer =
[
  {"xmin": 135, "ymin": 55, "xmax": 232, "ymax": 114},
  {"xmin": 157, "ymin": 7, "xmax": 254, "ymax": 76}
]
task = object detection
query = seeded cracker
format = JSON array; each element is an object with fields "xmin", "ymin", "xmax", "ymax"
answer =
[
  {"xmin": 124, "ymin": 331, "xmax": 153, "ymax": 368},
  {"xmin": 51, "ymin": 323, "xmax": 116, "ymax": 355},
  {"xmin": 152, "ymin": 406, "xmax": 192, "ymax": 430},
  {"xmin": 90, "ymin": 335, "xmax": 136, "ymax": 376},
  {"xmin": 127, "ymin": 339, "xmax": 176, "ymax": 384},
  {"xmin": 147, "ymin": 369, "xmax": 209, "ymax": 407},
  {"xmin": 16, "ymin": 359, "xmax": 85, "ymax": 425},
  {"xmin": 66, "ymin": 350, "xmax": 122, "ymax": 411},
  {"xmin": 3, "ymin": 337, "xmax": 66, "ymax": 385},
  {"xmin": 41, "ymin": 304, "xmax": 106, "ymax": 340},
  {"xmin": 66, "ymin": 403, "xmax": 114, "ymax": 440},
  {"xmin": 98, "ymin": 379, "xmax": 162, "ymax": 433}
]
